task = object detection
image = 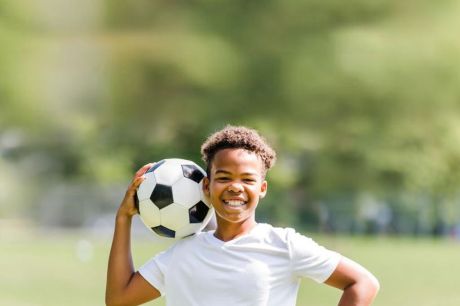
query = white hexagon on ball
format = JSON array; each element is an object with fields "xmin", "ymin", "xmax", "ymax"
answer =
[
  {"xmin": 172, "ymin": 177, "xmax": 201, "ymax": 208},
  {"xmin": 175, "ymin": 223, "xmax": 204, "ymax": 238},
  {"xmin": 138, "ymin": 199, "xmax": 161, "ymax": 227},
  {"xmin": 153, "ymin": 159, "xmax": 184, "ymax": 186},
  {"xmin": 160, "ymin": 203, "xmax": 190, "ymax": 231},
  {"xmin": 137, "ymin": 173, "xmax": 156, "ymax": 201}
]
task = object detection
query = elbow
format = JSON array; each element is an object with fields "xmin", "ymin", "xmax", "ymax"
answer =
[
  {"xmin": 105, "ymin": 299, "xmax": 114, "ymax": 306},
  {"xmin": 365, "ymin": 274, "xmax": 380, "ymax": 299},
  {"xmin": 105, "ymin": 291, "xmax": 116, "ymax": 306},
  {"xmin": 105, "ymin": 295, "xmax": 126, "ymax": 306},
  {"xmin": 370, "ymin": 274, "xmax": 380, "ymax": 292},
  {"xmin": 105, "ymin": 297, "xmax": 117, "ymax": 306},
  {"xmin": 105, "ymin": 300, "xmax": 125, "ymax": 306}
]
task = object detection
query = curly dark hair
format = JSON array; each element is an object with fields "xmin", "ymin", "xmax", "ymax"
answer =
[{"xmin": 200, "ymin": 125, "xmax": 276, "ymax": 176}]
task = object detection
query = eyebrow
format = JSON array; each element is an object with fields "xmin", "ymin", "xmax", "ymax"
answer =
[{"xmin": 214, "ymin": 170, "xmax": 259, "ymax": 176}]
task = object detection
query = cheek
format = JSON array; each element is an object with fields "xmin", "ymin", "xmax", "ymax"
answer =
[{"xmin": 205, "ymin": 182, "xmax": 219, "ymax": 196}]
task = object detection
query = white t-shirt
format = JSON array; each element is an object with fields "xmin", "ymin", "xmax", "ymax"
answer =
[{"xmin": 139, "ymin": 223, "xmax": 341, "ymax": 306}]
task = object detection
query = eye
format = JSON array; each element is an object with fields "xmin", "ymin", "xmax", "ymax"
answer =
[
  {"xmin": 216, "ymin": 177, "xmax": 230, "ymax": 182},
  {"xmin": 243, "ymin": 178, "xmax": 256, "ymax": 183}
]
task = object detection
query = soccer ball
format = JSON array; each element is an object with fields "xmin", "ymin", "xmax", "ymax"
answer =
[{"xmin": 135, "ymin": 158, "xmax": 214, "ymax": 239}]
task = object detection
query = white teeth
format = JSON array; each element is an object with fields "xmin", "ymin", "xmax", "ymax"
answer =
[{"xmin": 225, "ymin": 200, "xmax": 245, "ymax": 207}]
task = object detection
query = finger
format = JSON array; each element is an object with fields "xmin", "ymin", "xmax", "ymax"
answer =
[
  {"xmin": 127, "ymin": 176, "xmax": 145, "ymax": 196},
  {"xmin": 132, "ymin": 175, "xmax": 145, "ymax": 191},
  {"xmin": 135, "ymin": 163, "xmax": 155, "ymax": 177}
]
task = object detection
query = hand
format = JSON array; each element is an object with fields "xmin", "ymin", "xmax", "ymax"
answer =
[{"xmin": 117, "ymin": 163, "xmax": 154, "ymax": 218}]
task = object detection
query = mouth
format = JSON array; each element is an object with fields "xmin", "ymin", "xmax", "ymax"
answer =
[{"xmin": 223, "ymin": 199, "xmax": 247, "ymax": 208}]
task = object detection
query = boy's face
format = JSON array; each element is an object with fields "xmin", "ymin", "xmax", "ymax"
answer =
[{"xmin": 203, "ymin": 148, "xmax": 267, "ymax": 225}]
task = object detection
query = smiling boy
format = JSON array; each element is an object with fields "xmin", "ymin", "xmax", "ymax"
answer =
[{"xmin": 106, "ymin": 125, "xmax": 380, "ymax": 306}]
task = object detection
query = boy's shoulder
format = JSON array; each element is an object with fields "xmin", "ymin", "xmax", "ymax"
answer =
[{"xmin": 255, "ymin": 223, "xmax": 303, "ymax": 244}]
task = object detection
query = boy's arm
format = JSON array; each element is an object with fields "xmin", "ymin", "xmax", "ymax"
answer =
[
  {"xmin": 324, "ymin": 256, "xmax": 380, "ymax": 306},
  {"xmin": 106, "ymin": 164, "xmax": 161, "ymax": 306}
]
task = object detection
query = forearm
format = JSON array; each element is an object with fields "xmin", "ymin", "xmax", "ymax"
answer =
[
  {"xmin": 106, "ymin": 214, "xmax": 135, "ymax": 303},
  {"xmin": 337, "ymin": 280, "xmax": 379, "ymax": 306}
]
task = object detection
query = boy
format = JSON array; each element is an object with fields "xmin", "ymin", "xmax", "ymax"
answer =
[{"xmin": 106, "ymin": 125, "xmax": 380, "ymax": 306}]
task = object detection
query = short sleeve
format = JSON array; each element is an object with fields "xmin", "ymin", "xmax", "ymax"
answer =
[
  {"xmin": 138, "ymin": 246, "xmax": 174, "ymax": 296},
  {"xmin": 288, "ymin": 230, "xmax": 341, "ymax": 283}
]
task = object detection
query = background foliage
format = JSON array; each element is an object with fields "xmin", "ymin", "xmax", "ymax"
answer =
[{"xmin": 1, "ymin": 0, "xmax": 460, "ymax": 235}]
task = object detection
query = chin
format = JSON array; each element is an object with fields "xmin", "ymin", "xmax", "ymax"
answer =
[{"xmin": 218, "ymin": 214, "xmax": 254, "ymax": 224}]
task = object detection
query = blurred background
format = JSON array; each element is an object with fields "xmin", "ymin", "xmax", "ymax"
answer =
[{"xmin": 1, "ymin": 0, "xmax": 460, "ymax": 305}]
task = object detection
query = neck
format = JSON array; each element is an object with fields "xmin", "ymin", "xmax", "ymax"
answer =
[{"xmin": 213, "ymin": 217, "xmax": 257, "ymax": 242}]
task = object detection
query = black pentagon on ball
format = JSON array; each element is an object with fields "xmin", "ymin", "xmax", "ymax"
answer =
[
  {"xmin": 150, "ymin": 184, "xmax": 173, "ymax": 209},
  {"xmin": 181, "ymin": 164, "xmax": 205, "ymax": 183},
  {"xmin": 151, "ymin": 225, "xmax": 175, "ymax": 238},
  {"xmin": 146, "ymin": 160, "xmax": 166, "ymax": 174},
  {"xmin": 189, "ymin": 201, "xmax": 209, "ymax": 223}
]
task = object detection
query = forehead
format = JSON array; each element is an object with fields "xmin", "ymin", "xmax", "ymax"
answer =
[{"xmin": 211, "ymin": 148, "xmax": 263, "ymax": 175}]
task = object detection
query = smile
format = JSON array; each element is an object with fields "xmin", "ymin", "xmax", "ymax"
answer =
[{"xmin": 223, "ymin": 200, "xmax": 247, "ymax": 207}]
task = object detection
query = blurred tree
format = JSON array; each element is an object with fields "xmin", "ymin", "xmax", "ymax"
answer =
[{"xmin": 0, "ymin": 0, "xmax": 459, "ymax": 233}]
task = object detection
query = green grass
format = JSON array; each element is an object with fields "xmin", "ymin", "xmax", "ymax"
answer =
[{"xmin": 1, "ymin": 231, "xmax": 459, "ymax": 305}]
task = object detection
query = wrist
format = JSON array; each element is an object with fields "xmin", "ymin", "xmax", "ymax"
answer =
[{"xmin": 115, "ymin": 211, "xmax": 134, "ymax": 224}]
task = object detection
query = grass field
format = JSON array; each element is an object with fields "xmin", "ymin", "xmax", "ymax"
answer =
[{"xmin": 1, "ymin": 229, "xmax": 459, "ymax": 306}]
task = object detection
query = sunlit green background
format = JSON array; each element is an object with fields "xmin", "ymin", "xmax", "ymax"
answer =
[{"xmin": 1, "ymin": 0, "xmax": 460, "ymax": 305}]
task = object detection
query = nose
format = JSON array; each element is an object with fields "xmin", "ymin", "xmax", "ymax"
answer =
[{"xmin": 227, "ymin": 182, "xmax": 243, "ymax": 193}]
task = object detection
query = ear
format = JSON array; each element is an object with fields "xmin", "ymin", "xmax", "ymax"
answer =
[
  {"xmin": 259, "ymin": 180, "xmax": 268, "ymax": 199},
  {"xmin": 202, "ymin": 177, "xmax": 210, "ymax": 197}
]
